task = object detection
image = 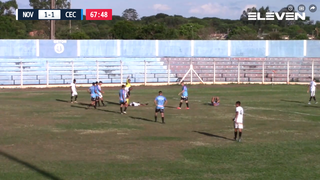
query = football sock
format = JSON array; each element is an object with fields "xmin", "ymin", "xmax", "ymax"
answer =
[
  {"xmin": 234, "ymin": 131, "xmax": 237, "ymax": 139},
  {"xmin": 101, "ymin": 100, "xmax": 105, "ymax": 105},
  {"xmin": 71, "ymin": 96, "xmax": 73, "ymax": 101},
  {"xmin": 313, "ymin": 97, "xmax": 316, "ymax": 101},
  {"xmin": 120, "ymin": 107, "xmax": 123, "ymax": 113},
  {"xmin": 75, "ymin": 96, "xmax": 78, "ymax": 101},
  {"xmin": 95, "ymin": 101, "xmax": 98, "ymax": 107},
  {"xmin": 186, "ymin": 103, "xmax": 189, "ymax": 107},
  {"xmin": 239, "ymin": 132, "xmax": 242, "ymax": 138},
  {"xmin": 309, "ymin": 97, "xmax": 312, "ymax": 101},
  {"xmin": 124, "ymin": 107, "xmax": 127, "ymax": 111},
  {"xmin": 154, "ymin": 116, "xmax": 157, "ymax": 122},
  {"xmin": 161, "ymin": 117, "xmax": 164, "ymax": 123},
  {"xmin": 179, "ymin": 102, "xmax": 182, "ymax": 107}
]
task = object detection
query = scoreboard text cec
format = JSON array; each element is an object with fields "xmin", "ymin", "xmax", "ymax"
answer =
[{"xmin": 16, "ymin": 9, "xmax": 112, "ymax": 20}]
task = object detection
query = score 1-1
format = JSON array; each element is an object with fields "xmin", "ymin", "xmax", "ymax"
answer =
[{"xmin": 86, "ymin": 9, "xmax": 112, "ymax": 20}]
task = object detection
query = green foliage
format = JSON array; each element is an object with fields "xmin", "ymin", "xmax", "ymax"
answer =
[
  {"xmin": 69, "ymin": 31, "xmax": 90, "ymax": 39},
  {"xmin": 29, "ymin": 0, "xmax": 69, "ymax": 9},
  {"xmin": 0, "ymin": 15, "xmax": 27, "ymax": 38},
  {"xmin": 0, "ymin": 0, "xmax": 18, "ymax": 15},
  {"xmin": 110, "ymin": 20, "xmax": 137, "ymax": 39}
]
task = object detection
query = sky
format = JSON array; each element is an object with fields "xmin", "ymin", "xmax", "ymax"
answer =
[{"xmin": 16, "ymin": 0, "xmax": 320, "ymax": 21}]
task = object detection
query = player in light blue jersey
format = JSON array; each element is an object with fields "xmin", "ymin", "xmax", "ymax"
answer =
[
  {"xmin": 86, "ymin": 82, "xmax": 97, "ymax": 109},
  {"xmin": 119, "ymin": 85, "xmax": 128, "ymax": 114},
  {"xmin": 154, "ymin": 91, "xmax": 167, "ymax": 124},
  {"xmin": 177, "ymin": 81, "xmax": 189, "ymax": 109},
  {"xmin": 95, "ymin": 81, "xmax": 101, "ymax": 106}
]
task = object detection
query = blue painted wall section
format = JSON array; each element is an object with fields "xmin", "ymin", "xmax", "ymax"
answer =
[
  {"xmin": 158, "ymin": 40, "xmax": 191, "ymax": 57},
  {"xmin": 231, "ymin": 40, "xmax": 266, "ymax": 57},
  {"xmin": 268, "ymin": 40, "xmax": 304, "ymax": 57},
  {"xmin": 80, "ymin": 40, "xmax": 117, "ymax": 57},
  {"xmin": 121, "ymin": 40, "xmax": 156, "ymax": 57},
  {"xmin": 0, "ymin": 40, "xmax": 319, "ymax": 58},
  {"xmin": 0, "ymin": 40, "xmax": 36, "ymax": 57},
  {"xmin": 39, "ymin": 40, "xmax": 78, "ymax": 57},
  {"xmin": 306, "ymin": 41, "xmax": 320, "ymax": 57},
  {"xmin": 193, "ymin": 40, "xmax": 228, "ymax": 57}
]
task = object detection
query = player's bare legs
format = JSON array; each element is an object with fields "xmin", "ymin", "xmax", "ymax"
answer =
[
  {"xmin": 161, "ymin": 112, "xmax": 165, "ymax": 124},
  {"xmin": 154, "ymin": 112, "xmax": 158, "ymax": 122},
  {"xmin": 123, "ymin": 102, "xmax": 128, "ymax": 114}
]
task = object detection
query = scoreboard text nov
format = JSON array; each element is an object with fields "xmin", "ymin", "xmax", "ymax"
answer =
[{"xmin": 16, "ymin": 9, "xmax": 83, "ymax": 20}]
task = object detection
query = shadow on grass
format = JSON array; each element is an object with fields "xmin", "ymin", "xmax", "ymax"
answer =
[
  {"xmin": 105, "ymin": 101, "xmax": 119, "ymax": 105},
  {"xmin": 280, "ymin": 99, "xmax": 304, "ymax": 104},
  {"xmin": 302, "ymin": 105, "xmax": 319, "ymax": 108},
  {"xmin": 56, "ymin": 99, "xmax": 69, "ymax": 103},
  {"xmin": 71, "ymin": 105, "xmax": 120, "ymax": 114},
  {"xmin": 193, "ymin": 131, "xmax": 234, "ymax": 141},
  {"xmin": 0, "ymin": 150, "xmax": 63, "ymax": 180},
  {"xmin": 129, "ymin": 116, "xmax": 154, "ymax": 122}
]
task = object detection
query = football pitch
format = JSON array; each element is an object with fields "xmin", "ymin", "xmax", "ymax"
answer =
[{"xmin": 0, "ymin": 84, "xmax": 320, "ymax": 180}]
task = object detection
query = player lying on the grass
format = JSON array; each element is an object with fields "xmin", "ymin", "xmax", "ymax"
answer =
[
  {"xmin": 129, "ymin": 102, "xmax": 148, "ymax": 106},
  {"xmin": 233, "ymin": 101, "xmax": 244, "ymax": 142},
  {"xmin": 86, "ymin": 82, "xmax": 97, "ymax": 109},
  {"xmin": 119, "ymin": 85, "xmax": 128, "ymax": 114},
  {"xmin": 97, "ymin": 81, "xmax": 105, "ymax": 106},
  {"xmin": 211, "ymin": 96, "xmax": 220, "ymax": 106},
  {"xmin": 154, "ymin": 91, "xmax": 167, "ymax": 124},
  {"xmin": 307, "ymin": 78, "xmax": 317, "ymax": 104},
  {"xmin": 70, "ymin": 79, "xmax": 78, "ymax": 103},
  {"xmin": 177, "ymin": 81, "xmax": 189, "ymax": 109}
]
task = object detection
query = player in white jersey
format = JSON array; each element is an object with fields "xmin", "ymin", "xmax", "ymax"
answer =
[
  {"xmin": 70, "ymin": 79, "xmax": 78, "ymax": 103},
  {"xmin": 233, "ymin": 101, "xmax": 244, "ymax": 142},
  {"xmin": 97, "ymin": 81, "xmax": 105, "ymax": 106},
  {"xmin": 307, "ymin": 78, "xmax": 317, "ymax": 104},
  {"xmin": 125, "ymin": 87, "xmax": 132, "ymax": 105}
]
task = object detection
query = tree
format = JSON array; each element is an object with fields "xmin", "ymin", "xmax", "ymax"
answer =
[
  {"xmin": 294, "ymin": 33, "xmax": 308, "ymax": 39},
  {"xmin": 0, "ymin": 0, "xmax": 18, "ymax": 15},
  {"xmin": 122, "ymin": 8, "xmax": 139, "ymax": 21},
  {"xmin": 110, "ymin": 20, "xmax": 137, "ymax": 39},
  {"xmin": 29, "ymin": 0, "xmax": 69, "ymax": 9},
  {"xmin": 178, "ymin": 23, "xmax": 204, "ymax": 39},
  {"xmin": 0, "ymin": 15, "xmax": 27, "ymax": 38}
]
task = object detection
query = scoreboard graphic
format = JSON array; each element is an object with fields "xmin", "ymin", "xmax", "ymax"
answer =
[{"xmin": 16, "ymin": 9, "xmax": 112, "ymax": 20}]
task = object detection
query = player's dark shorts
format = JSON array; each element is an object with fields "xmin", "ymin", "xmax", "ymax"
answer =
[
  {"xmin": 181, "ymin": 96, "xmax": 188, "ymax": 101},
  {"xmin": 119, "ymin": 100, "xmax": 127, "ymax": 105},
  {"xmin": 155, "ymin": 108, "xmax": 164, "ymax": 113},
  {"xmin": 91, "ymin": 97, "xmax": 96, "ymax": 101}
]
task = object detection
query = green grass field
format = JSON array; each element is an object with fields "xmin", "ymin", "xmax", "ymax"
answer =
[{"xmin": 0, "ymin": 84, "xmax": 320, "ymax": 180}]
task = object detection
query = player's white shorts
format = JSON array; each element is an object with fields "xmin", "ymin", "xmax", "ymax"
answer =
[
  {"xmin": 234, "ymin": 122, "xmax": 243, "ymax": 129},
  {"xmin": 310, "ymin": 91, "xmax": 316, "ymax": 97},
  {"xmin": 72, "ymin": 91, "xmax": 78, "ymax": 96},
  {"xmin": 98, "ymin": 92, "xmax": 103, "ymax": 98}
]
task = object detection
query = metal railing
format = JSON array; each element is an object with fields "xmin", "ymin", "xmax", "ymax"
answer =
[{"xmin": 0, "ymin": 57, "xmax": 319, "ymax": 87}]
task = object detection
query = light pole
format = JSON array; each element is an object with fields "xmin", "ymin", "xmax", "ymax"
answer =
[
  {"xmin": 69, "ymin": 0, "xmax": 71, "ymax": 33},
  {"xmin": 50, "ymin": 0, "xmax": 55, "ymax": 39}
]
